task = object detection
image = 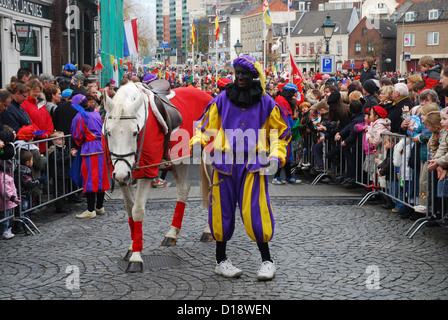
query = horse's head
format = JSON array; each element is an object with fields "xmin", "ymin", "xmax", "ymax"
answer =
[{"xmin": 103, "ymin": 83, "xmax": 147, "ymax": 185}]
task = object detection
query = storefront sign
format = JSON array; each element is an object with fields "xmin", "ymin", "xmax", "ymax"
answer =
[{"xmin": 0, "ymin": 0, "xmax": 49, "ymax": 19}]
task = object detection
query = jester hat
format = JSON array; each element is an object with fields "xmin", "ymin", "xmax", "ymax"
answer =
[
  {"xmin": 71, "ymin": 94, "xmax": 90, "ymax": 118},
  {"xmin": 143, "ymin": 73, "xmax": 159, "ymax": 85},
  {"xmin": 233, "ymin": 55, "xmax": 266, "ymax": 96}
]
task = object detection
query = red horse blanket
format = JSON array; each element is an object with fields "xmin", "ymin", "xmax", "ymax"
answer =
[{"xmin": 132, "ymin": 87, "xmax": 213, "ymax": 179}]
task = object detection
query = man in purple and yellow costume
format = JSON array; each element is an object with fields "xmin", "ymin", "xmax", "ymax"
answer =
[{"xmin": 190, "ymin": 55, "xmax": 291, "ymax": 280}]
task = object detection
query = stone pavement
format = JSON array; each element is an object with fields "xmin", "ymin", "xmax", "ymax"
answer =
[{"xmin": 1, "ymin": 180, "xmax": 448, "ymax": 304}]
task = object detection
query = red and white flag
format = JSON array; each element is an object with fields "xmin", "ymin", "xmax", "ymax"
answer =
[{"xmin": 290, "ymin": 52, "xmax": 304, "ymax": 91}]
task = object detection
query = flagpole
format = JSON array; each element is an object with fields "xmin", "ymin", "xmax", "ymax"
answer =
[
  {"xmin": 288, "ymin": 4, "xmax": 291, "ymax": 83},
  {"xmin": 263, "ymin": 17, "xmax": 266, "ymax": 71},
  {"xmin": 192, "ymin": 42, "xmax": 194, "ymax": 75},
  {"xmin": 215, "ymin": 6, "xmax": 218, "ymax": 82}
]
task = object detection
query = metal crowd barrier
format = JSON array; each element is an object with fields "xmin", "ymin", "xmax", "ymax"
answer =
[
  {"xmin": 1, "ymin": 134, "xmax": 82, "ymax": 236},
  {"xmin": 298, "ymin": 129, "xmax": 445, "ymax": 239}
]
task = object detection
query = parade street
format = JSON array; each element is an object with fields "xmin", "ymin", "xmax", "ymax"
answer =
[{"xmin": 1, "ymin": 171, "xmax": 448, "ymax": 303}]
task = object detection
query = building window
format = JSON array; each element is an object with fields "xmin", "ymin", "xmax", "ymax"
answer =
[
  {"xmin": 355, "ymin": 41, "xmax": 361, "ymax": 53},
  {"xmin": 405, "ymin": 12, "xmax": 415, "ymax": 22},
  {"xmin": 427, "ymin": 32, "xmax": 439, "ymax": 46},
  {"xmin": 404, "ymin": 33, "xmax": 415, "ymax": 46},
  {"xmin": 334, "ymin": 3, "xmax": 341, "ymax": 10},
  {"xmin": 429, "ymin": 10, "xmax": 439, "ymax": 20},
  {"xmin": 368, "ymin": 42, "xmax": 374, "ymax": 52},
  {"xmin": 337, "ymin": 41, "xmax": 342, "ymax": 54},
  {"xmin": 302, "ymin": 43, "xmax": 307, "ymax": 55},
  {"xmin": 310, "ymin": 42, "xmax": 315, "ymax": 55},
  {"xmin": 295, "ymin": 43, "xmax": 300, "ymax": 55},
  {"xmin": 298, "ymin": 1, "xmax": 305, "ymax": 11},
  {"xmin": 318, "ymin": 3, "xmax": 324, "ymax": 11},
  {"xmin": 362, "ymin": 28, "xmax": 367, "ymax": 35}
]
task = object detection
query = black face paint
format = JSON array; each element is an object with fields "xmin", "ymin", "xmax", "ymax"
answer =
[{"xmin": 234, "ymin": 65, "xmax": 254, "ymax": 90}]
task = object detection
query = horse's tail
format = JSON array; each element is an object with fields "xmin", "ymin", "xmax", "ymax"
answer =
[{"xmin": 199, "ymin": 156, "xmax": 211, "ymax": 209}]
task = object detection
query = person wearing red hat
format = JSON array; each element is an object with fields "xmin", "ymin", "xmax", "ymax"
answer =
[
  {"xmin": 217, "ymin": 77, "xmax": 231, "ymax": 90},
  {"xmin": 15, "ymin": 124, "xmax": 47, "ymax": 180},
  {"xmin": 366, "ymin": 105, "xmax": 391, "ymax": 148}
]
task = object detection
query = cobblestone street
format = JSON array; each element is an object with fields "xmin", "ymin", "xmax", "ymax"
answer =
[{"xmin": 1, "ymin": 182, "xmax": 448, "ymax": 303}]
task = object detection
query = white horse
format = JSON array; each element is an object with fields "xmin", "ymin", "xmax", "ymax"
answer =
[{"xmin": 102, "ymin": 82, "xmax": 213, "ymax": 272}]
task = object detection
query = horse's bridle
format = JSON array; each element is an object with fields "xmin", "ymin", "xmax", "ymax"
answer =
[{"xmin": 104, "ymin": 110, "xmax": 148, "ymax": 175}]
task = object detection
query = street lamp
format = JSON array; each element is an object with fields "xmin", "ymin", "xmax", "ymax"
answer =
[
  {"xmin": 234, "ymin": 39, "xmax": 243, "ymax": 57},
  {"xmin": 322, "ymin": 14, "xmax": 335, "ymax": 55},
  {"xmin": 12, "ymin": 21, "xmax": 33, "ymax": 53}
]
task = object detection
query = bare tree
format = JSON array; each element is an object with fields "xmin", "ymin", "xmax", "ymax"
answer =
[{"xmin": 123, "ymin": 0, "xmax": 157, "ymax": 57}]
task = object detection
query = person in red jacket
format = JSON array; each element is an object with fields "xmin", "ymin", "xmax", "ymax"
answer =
[{"xmin": 21, "ymin": 79, "xmax": 54, "ymax": 153}]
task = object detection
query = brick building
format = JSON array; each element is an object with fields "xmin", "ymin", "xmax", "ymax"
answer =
[
  {"xmin": 346, "ymin": 17, "xmax": 397, "ymax": 73},
  {"xmin": 50, "ymin": 0, "xmax": 98, "ymax": 77},
  {"xmin": 396, "ymin": 0, "xmax": 448, "ymax": 73}
]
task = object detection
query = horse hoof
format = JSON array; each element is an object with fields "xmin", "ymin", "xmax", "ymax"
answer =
[
  {"xmin": 161, "ymin": 237, "xmax": 177, "ymax": 247},
  {"xmin": 125, "ymin": 261, "xmax": 143, "ymax": 273},
  {"xmin": 123, "ymin": 250, "xmax": 133, "ymax": 261},
  {"xmin": 200, "ymin": 233, "xmax": 214, "ymax": 242}
]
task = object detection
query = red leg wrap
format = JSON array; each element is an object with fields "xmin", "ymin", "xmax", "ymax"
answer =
[
  {"xmin": 172, "ymin": 201, "xmax": 186, "ymax": 229},
  {"xmin": 132, "ymin": 221, "xmax": 143, "ymax": 252},
  {"xmin": 128, "ymin": 218, "xmax": 135, "ymax": 241}
]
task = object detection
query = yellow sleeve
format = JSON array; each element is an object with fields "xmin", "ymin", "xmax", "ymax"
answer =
[
  {"xmin": 190, "ymin": 102, "xmax": 222, "ymax": 149},
  {"xmin": 265, "ymin": 105, "xmax": 291, "ymax": 168}
]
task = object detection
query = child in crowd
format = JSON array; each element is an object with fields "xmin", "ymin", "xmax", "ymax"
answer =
[
  {"xmin": 13, "ymin": 149, "xmax": 42, "ymax": 233},
  {"xmin": 412, "ymin": 104, "xmax": 439, "ymax": 215},
  {"xmin": 0, "ymin": 160, "xmax": 20, "ymax": 240},
  {"xmin": 15, "ymin": 149, "xmax": 42, "ymax": 209},
  {"xmin": 15, "ymin": 125, "xmax": 47, "ymax": 180},
  {"xmin": 48, "ymin": 131, "xmax": 74, "ymax": 214},
  {"xmin": 354, "ymin": 106, "xmax": 375, "ymax": 183},
  {"xmin": 427, "ymin": 107, "xmax": 448, "ymax": 227},
  {"xmin": 418, "ymin": 55, "xmax": 442, "ymax": 91},
  {"xmin": 377, "ymin": 135, "xmax": 394, "ymax": 186},
  {"xmin": 366, "ymin": 105, "xmax": 391, "ymax": 149}
]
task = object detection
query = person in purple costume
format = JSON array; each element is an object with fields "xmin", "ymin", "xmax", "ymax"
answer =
[
  {"xmin": 191, "ymin": 55, "xmax": 291, "ymax": 280},
  {"xmin": 70, "ymin": 94, "xmax": 110, "ymax": 219}
]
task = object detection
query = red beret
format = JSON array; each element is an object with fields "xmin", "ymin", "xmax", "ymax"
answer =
[
  {"xmin": 314, "ymin": 73, "xmax": 322, "ymax": 81},
  {"xmin": 354, "ymin": 75, "xmax": 361, "ymax": 80},
  {"xmin": 373, "ymin": 105, "xmax": 388, "ymax": 119},
  {"xmin": 217, "ymin": 78, "xmax": 232, "ymax": 88},
  {"xmin": 17, "ymin": 125, "xmax": 36, "ymax": 140}
]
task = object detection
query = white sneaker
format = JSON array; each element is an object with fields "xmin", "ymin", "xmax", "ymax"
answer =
[
  {"xmin": 95, "ymin": 207, "xmax": 106, "ymax": 215},
  {"xmin": 76, "ymin": 210, "xmax": 96, "ymax": 219},
  {"xmin": 414, "ymin": 205, "xmax": 427, "ymax": 213},
  {"xmin": 257, "ymin": 260, "xmax": 276, "ymax": 281},
  {"xmin": 272, "ymin": 177, "xmax": 286, "ymax": 185},
  {"xmin": 2, "ymin": 228, "xmax": 15, "ymax": 240},
  {"xmin": 215, "ymin": 259, "xmax": 243, "ymax": 278}
]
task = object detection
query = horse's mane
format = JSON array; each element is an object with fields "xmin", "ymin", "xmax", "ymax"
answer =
[{"xmin": 110, "ymin": 82, "xmax": 142, "ymax": 118}]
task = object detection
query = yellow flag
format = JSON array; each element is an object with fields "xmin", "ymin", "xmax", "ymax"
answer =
[
  {"xmin": 215, "ymin": 12, "xmax": 220, "ymax": 41},
  {"xmin": 263, "ymin": 0, "xmax": 272, "ymax": 25},
  {"xmin": 191, "ymin": 20, "xmax": 196, "ymax": 45}
]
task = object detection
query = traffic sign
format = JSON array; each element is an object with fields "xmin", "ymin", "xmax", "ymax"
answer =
[{"xmin": 320, "ymin": 54, "xmax": 335, "ymax": 74}]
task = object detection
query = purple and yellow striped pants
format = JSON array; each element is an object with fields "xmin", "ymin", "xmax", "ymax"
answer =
[{"xmin": 208, "ymin": 164, "xmax": 275, "ymax": 243}]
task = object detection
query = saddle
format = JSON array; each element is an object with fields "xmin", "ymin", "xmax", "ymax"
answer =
[{"xmin": 144, "ymin": 79, "xmax": 183, "ymax": 158}]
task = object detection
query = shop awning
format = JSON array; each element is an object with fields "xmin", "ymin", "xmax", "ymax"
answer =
[{"xmin": 342, "ymin": 60, "xmax": 363, "ymax": 70}]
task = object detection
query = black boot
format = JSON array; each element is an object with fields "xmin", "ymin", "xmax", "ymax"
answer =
[{"xmin": 381, "ymin": 195, "xmax": 394, "ymax": 209}]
